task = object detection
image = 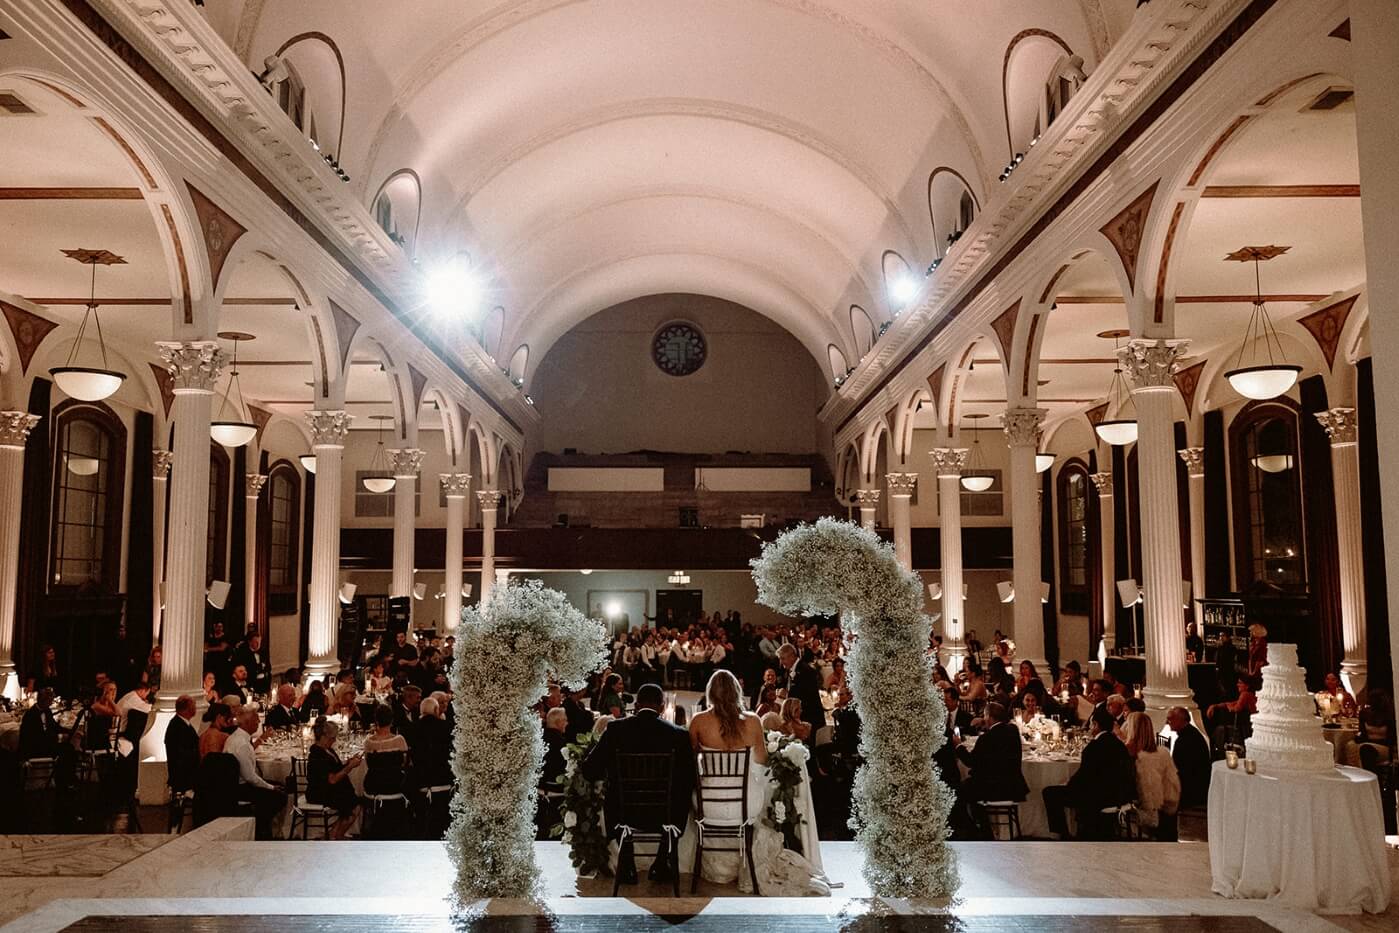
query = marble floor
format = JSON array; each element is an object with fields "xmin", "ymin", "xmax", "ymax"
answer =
[{"xmin": 1, "ymin": 822, "xmax": 1394, "ymax": 933}]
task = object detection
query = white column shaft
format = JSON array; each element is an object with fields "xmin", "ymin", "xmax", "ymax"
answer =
[
  {"xmin": 159, "ymin": 390, "xmax": 214, "ymax": 711},
  {"xmin": 479, "ymin": 504, "xmax": 498, "ymax": 604},
  {"xmin": 0, "ymin": 443, "xmax": 28, "ymax": 698},
  {"xmin": 938, "ymin": 473, "xmax": 965, "ymax": 653},
  {"xmin": 305, "ymin": 443, "xmax": 344, "ymax": 677},
  {"xmin": 859, "ymin": 506, "xmax": 877, "ymax": 532},
  {"xmin": 1186, "ymin": 474, "xmax": 1206, "ymax": 632},
  {"xmin": 152, "ymin": 475, "xmax": 168, "ymax": 641},
  {"xmin": 1331, "ymin": 439, "xmax": 1368, "ymax": 694},
  {"xmin": 244, "ymin": 493, "xmax": 258, "ymax": 631},
  {"xmin": 444, "ymin": 494, "xmax": 465, "ymax": 630},
  {"xmin": 889, "ymin": 494, "xmax": 912, "ymax": 568},
  {"xmin": 1096, "ymin": 487, "xmax": 1116, "ymax": 653},
  {"xmin": 1009, "ymin": 442, "xmax": 1045, "ymax": 675},
  {"xmin": 391, "ymin": 475, "xmax": 415, "ymax": 600}
]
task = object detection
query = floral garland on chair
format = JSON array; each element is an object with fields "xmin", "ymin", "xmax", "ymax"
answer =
[
  {"xmin": 764, "ymin": 731, "xmax": 810, "ymax": 853},
  {"xmin": 751, "ymin": 517, "xmax": 958, "ymax": 898},
  {"xmin": 549, "ymin": 730, "xmax": 611, "ymax": 877},
  {"xmin": 447, "ymin": 580, "xmax": 607, "ymax": 900}
]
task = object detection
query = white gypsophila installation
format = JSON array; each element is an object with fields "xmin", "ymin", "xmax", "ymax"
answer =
[
  {"xmin": 448, "ymin": 579, "xmax": 608, "ymax": 900},
  {"xmin": 751, "ymin": 517, "xmax": 958, "ymax": 898}
]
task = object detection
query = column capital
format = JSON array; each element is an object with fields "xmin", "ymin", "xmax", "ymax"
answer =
[
  {"xmin": 1315, "ymin": 407, "xmax": 1358, "ymax": 446},
  {"xmin": 853, "ymin": 488, "xmax": 882, "ymax": 506},
  {"xmin": 305, "ymin": 410, "xmax": 352, "ymax": 448},
  {"xmin": 387, "ymin": 447, "xmax": 426, "ymax": 478},
  {"xmin": 1119, "ymin": 338, "xmax": 1190, "ymax": 392},
  {"xmin": 1002, "ymin": 407, "xmax": 1047, "ymax": 447},
  {"xmin": 152, "ymin": 448, "xmax": 174, "ymax": 478},
  {"xmin": 884, "ymin": 472, "xmax": 919, "ymax": 497},
  {"xmin": 0, "ymin": 412, "xmax": 41, "ymax": 449},
  {"xmin": 440, "ymin": 472, "xmax": 472, "ymax": 497},
  {"xmin": 1177, "ymin": 447, "xmax": 1205, "ymax": 476},
  {"xmin": 245, "ymin": 473, "xmax": 268, "ymax": 498},
  {"xmin": 476, "ymin": 489, "xmax": 500, "ymax": 509},
  {"xmin": 930, "ymin": 447, "xmax": 969, "ymax": 478},
  {"xmin": 156, "ymin": 341, "xmax": 225, "ymax": 393},
  {"xmin": 1089, "ymin": 471, "xmax": 1114, "ymax": 495}
]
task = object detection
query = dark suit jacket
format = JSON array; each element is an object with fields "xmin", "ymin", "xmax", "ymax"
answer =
[
  {"xmin": 562, "ymin": 697, "xmax": 594, "ymax": 743},
  {"xmin": 541, "ymin": 729, "xmax": 568, "ymax": 790},
  {"xmin": 393, "ymin": 703, "xmax": 421, "ymax": 743},
  {"xmin": 264, "ymin": 705, "xmax": 302, "ymax": 729},
  {"xmin": 1171, "ymin": 722, "xmax": 1211, "ymax": 807},
  {"xmin": 1068, "ymin": 731, "xmax": 1137, "ymax": 811},
  {"xmin": 582, "ymin": 709, "xmax": 696, "ymax": 832},
  {"xmin": 164, "ymin": 714, "xmax": 200, "ymax": 793},
  {"xmin": 230, "ymin": 645, "xmax": 270, "ymax": 693},
  {"xmin": 412, "ymin": 715, "xmax": 454, "ymax": 788},
  {"xmin": 956, "ymin": 721, "xmax": 1029, "ymax": 802},
  {"xmin": 18, "ymin": 705, "xmax": 59, "ymax": 761},
  {"xmin": 781, "ymin": 661, "xmax": 826, "ymax": 741}
]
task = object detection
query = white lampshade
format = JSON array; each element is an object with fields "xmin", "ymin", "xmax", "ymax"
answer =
[
  {"xmin": 338, "ymin": 583, "xmax": 357, "ymax": 604},
  {"xmin": 996, "ymin": 581, "xmax": 1014, "ymax": 603},
  {"xmin": 927, "ymin": 583, "xmax": 942, "ymax": 601},
  {"xmin": 412, "ymin": 582, "xmax": 427, "ymax": 600},
  {"xmin": 435, "ymin": 584, "xmax": 446, "ymax": 600},
  {"xmin": 1096, "ymin": 419, "xmax": 1138, "ymax": 446},
  {"xmin": 51, "ymin": 367, "xmax": 125, "ymax": 402},
  {"xmin": 210, "ymin": 421, "xmax": 257, "ymax": 448},
  {"xmin": 1035, "ymin": 453, "xmax": 1055, "ymax": 473},
  {"xmin": 461, "ymin": 583, "xmax": 472, "ymax": 598},
  {"xmin": 299, "ymin": 454, "xmax": 317, "ymax": 474},
  {"xmin": 66, "ymin": 456, "xmax": 100, "ymax": 477},
  {"xmin": 1226, "ymin": 364, "xmax": 1301, "ymax": 401},
  {"xmin": 362, "ymin": 475, "xmax": 396, "ymax": 494},
  {"xmin": 1252, "ymin": 453, "xmax": 1293, "ymax": 474},
  {"xmin": 1181, "ymin": 580, "xmax": 1193, "ymax": 610},
  {"xmin": 1116, "ymin": 579, "xmax": 1142, "ymax": 609},
  {"xmin": 960, "ymin": 474, "xmax": 994, "ymax": 492},
  {"xmin": 1039, "ymin": 582, "xmax": 1051, "ymax": 604},
  {"xmin": 207, "ymin": 580, "xmax": 231, "ymax": 610}
]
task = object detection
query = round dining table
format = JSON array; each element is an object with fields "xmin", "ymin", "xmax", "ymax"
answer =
[{"xmin": 957, "ymin": 736, "xmax": 1080, "ymax": 838}]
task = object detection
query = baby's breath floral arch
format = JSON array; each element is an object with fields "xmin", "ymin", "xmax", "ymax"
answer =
[
  {"xmin": 448, "ymin": 580, "xmax": 608, "ymax": 899},
  {"xmin": 751, "ymin": 518, "xmax": 958, "ymax": 898}
]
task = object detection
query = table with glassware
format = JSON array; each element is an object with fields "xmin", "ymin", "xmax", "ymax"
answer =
[
  {"xmin": 254, "ymin": 720, "xmax": 367, "ymax": 838},
  {"xmin": 959, "ymin": 721, "xmax": 1085, "ymax": 839},
  {"xmin": 1320, "ymin": 719, "xmax": 1359, "ymax": 765}
]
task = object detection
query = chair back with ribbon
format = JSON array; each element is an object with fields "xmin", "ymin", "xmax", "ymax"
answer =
[
  {"xmin": 695, "ymin": 748, "xmax": 753, "ymax": 827},
  {"xmin": 614, "ymin": 752, "xmax": 675, "ymax": 836}
]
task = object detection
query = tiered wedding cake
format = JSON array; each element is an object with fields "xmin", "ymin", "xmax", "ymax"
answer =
[{"xmin": 1245, "ymin": 643, "xmax": 1336, "ymax": 773}]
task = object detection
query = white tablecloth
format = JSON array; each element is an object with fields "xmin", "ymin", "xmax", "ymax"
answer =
[
  {"xmin": 1208, "ymin": 761, "xmax": 1390, "ymax": 914},
  {"xmin": 0, "ymin": 720, "xmax": 18, "ymax": 753},
  {"xmin": 957, "ymin": 739, "xmax": 1079, "ymax": 839}
]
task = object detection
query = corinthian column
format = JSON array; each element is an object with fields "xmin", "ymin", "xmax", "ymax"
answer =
[
  {"xmin": 387, "ymin": 448, "xmax": 425, "ymax": 618},
  {"xmin": 151, "ymin": 450, "xmax": 173, "ymax": 641},
  {"xmin": 1316, "ymin": 408, "xmax": 1368, "ymax": 695},
  {"xmin": 885, "ymin": 473, "xmax": 919, "ymax": 568},
  {"xmin": 931, "ymin": 447, "xmax": 969, "ymax": 666},
  {"xmin": 154, "ymin": 342, "xmax": 223, "ymax": 716},
  {"xmin": 1090, "ymin": 472, "xmax": 1116, "ymax": 656},
  {"xmin": 244, "ymin": 473, "xmax": 267, "ymax": 633},
  {"xmin": 0, "ymin": 412, "xmax": 41, "ymax": 700},
  {"xmin": 854, "ymin": 488, "xmax": 881, "ymax": 532},
  {"xmin": 1005, "ymin": 407, "xmax": 1048, "ymax": 680},
  {"xmin": 440, "ymin": 473, "xmax": 471, "ymax": 631},
  {"xmin": 477, "ymin": 489, "xmax": 499, "ymax": 605},
  {"xmin": 1177, "ymin": 448, "xmax": 1206, "ymax": 637},
  {"xmin": 304, "ymin": 410, "xmax": 351, "ymax": 680},
  {"xmin": 1120, "ymin": 339, "xmax": 1196, "ymax": 723}
]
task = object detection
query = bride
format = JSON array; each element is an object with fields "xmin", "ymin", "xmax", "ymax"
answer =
[{"xmin": 688, "ymin": 670, "xmax": 769, "ymax": 885}]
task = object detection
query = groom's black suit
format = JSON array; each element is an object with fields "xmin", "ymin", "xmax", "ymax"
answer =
[{"xmin": 582, "ymin": 708, "xmax": 696, "ymax": 834}]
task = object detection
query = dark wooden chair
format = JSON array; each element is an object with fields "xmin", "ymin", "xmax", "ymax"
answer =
[
  {"xmin": 612, "ymin": 752, "xmax": 680, "ymax": 896},
  {"xmin": 693, "ymin": 748, "xmax": 760, "ymax": 895}
]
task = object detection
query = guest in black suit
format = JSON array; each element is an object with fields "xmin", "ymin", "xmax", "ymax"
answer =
[
  {"xmin": 562, "ymin": 686, "xmax": 595, "ymax": 743},
  {"xmin": 1166, "ymin": 706, "xmax": 1211, "ymax": 808},
  {"xmin": 582, "ymin": 683, "xmax": 696, "ymax": 884},
  {"xmin": 164, "ymin": 694, "xmax": 201, "ymax": 795},
  {"xmin": 777, "ymin": 644, "xmax": 826, "ymax": 744},
  {"xmin": 412, "ymin": 696, "xmax": 454, "ymax": 789},
  {"xmin": 540, "ymin": 707, "xmax": 569, "ymax": 790},
  {"xmin": 18, "ymin": 688, "xmax": 60, "ymax": 761},
  {"xmin": 956, "ymin": 701, "xmax": 1029, "ymax": 805},
  {"xmin": 1043, "ymin": 706, "xmax": 1137, "ymax": 839},
  {"xmin": 230, "ymin": 631, "xmax": 270, "ymax": 695},
  {"xmin": 263, "ymin": 683, "xmax": 303, "ymax": 730},
  {"xmin": 393, "ymin": 684, "xmax": 423, "ymax": 746}
]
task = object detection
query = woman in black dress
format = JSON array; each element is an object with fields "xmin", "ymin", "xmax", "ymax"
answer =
[{"xmin": 305, "ymin": 717, "xmax": 363, "ymax": 839}]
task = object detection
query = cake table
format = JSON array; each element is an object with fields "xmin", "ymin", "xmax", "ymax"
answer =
[{"xmin": 1208, "ymin": 761, "xmax": 1390, "ymax": 913}]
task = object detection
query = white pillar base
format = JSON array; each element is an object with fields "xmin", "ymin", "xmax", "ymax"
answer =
[{"xmin": 0, "ymin": 667, "xmax": 18, "ymax": 701}]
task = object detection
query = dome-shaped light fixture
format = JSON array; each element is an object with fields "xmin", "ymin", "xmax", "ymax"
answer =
[
  {"xmin": 209, "ymin": 332, "xmax": 257, "ymax": 448},
  {"xmin": 299, "ymin": 453, "xmax": 317, "ymax": 474},
  {"xmin": 362, "ymin": 414, "xmax": 396, "ymax": 493},
  {"xmin": 1035, "ymin": 452, "xmax": 1055, "ymax": 473},
  {"xmin": 66, "ymin": 456, "xmax": 100, "ymax": 477},
  {"xmin": 1094, "ymin": 331, "xmax": 1138, "ymax": 446},
  {"xmin": 1252, "ymin": 453, "xmax": 1294, "ymax": 474},
  {"xmin": 1224, "ymin": 246, "xmax": 1301, "ymax": 401},
  {"xmin": 51, "ymin": 249, "xmax": 128, "ymax": 402},
  {"xmin": 960, "ymin": 413, "xmax": 995, "ymax": 492}
]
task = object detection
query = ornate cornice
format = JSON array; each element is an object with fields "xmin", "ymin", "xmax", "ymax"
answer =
[
  {"xmin": 245, "ymin": 473, "xmax": 269, "ymax": 498},
  {"xmin": 1315, "ymin": 407, "xmax": 1358, "ymax": 446},
  {"xmin": 1119, "ymin": 339, "xmax": 1190, "ymax": 392},
  {"xmin": 152, "ymin": 448, "xmax": 174, "ymax": 478},
  {"xmin": 387, "ymin": 447, "xmax": 426, "ymax": 479},
  {"xmin": 0, "ymin": 412, "xmax": 42, "ymax": 449},
  {"xmin": 930, "ymin": 447, "xmax": 969, "ymax": 478},
  {"xmin": 884, "ymin": 472, "xmax": 919, "ymax": 497},
  {"xmin": 305, "ymin": 410, "xmax": 352, "ymax": 448},
  {"xmin": 440, "ymin": 472, "xmax": 472, "ymax": 497},
  {"xmin": 1002, "ymin": 407, "xmax": 1047, "ymax": 447},
  {"xmin": 476, "ymin": 489, "xmax": 500, "ymax": 509},
  {"xmin": 1089, "ymin": 471, "xmax": 1113, "ymax": 495},
  {"xmin": 1178, "ymin": 447, "xmax": 1205, "ymax": 476},
  {"xmin": 156, "ymin": 341, "xmax": 225, "ymax": 393}
]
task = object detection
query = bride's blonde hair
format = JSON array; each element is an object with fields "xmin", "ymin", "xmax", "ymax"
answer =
[{"xmin": 705, "ymin": 669, "xmax": 744, "ymax": 741}]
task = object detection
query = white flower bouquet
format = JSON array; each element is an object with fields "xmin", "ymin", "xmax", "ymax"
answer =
[
  {"xmin": 764, "ymin": 730, "xmax": 808, "ymax": 853},
  {"xmin": 549, "ymin": 730, "xmax": 610, "ymax": 878}
]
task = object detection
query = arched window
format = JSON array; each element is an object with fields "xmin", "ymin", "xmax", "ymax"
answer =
[
  {"xmin": 370, "ymin": 170, "xmax": 422, "ymax": 254},
  {"xmin": 827, "ymin": 345, "xmax": 850, "ymax": 384},
  {"xmin": 882, "ymin": 251, "xmax": 916, "ymax": 313},
  {"xmin": 273, "ymin": 62, "xmax": 316, "ymax": 140},
  {"xmin": 50, "ymin": 401, "xmax": 126, "ymax": 592},
  {"xmin": 1230, "ymin": 402, "xmax": 1306, "ymax": 589},
  {"xmin": 849, "ymin": 305, "xmax": 875, "ymax": 356},
  {"xmin": 207, "ymin": 444, "xmax": 229, "ymax": 585},
  {"xmin": 507, "ymin": 345, "xmax": 529, "ymax": 383},
  {"xmin": 267, "ymin": 462, "xmax": 301, "ymax": 594},
  {"xmin": 958, "ymin": 191, "xmax": 976, "ymax": 232},
  {"xmin": 1056, "ymin": 458, "xmax": 1090, "ymax": 614}
]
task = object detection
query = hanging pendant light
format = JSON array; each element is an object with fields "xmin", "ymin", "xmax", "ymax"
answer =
[
  {"xmin": 960, "ymin": 413, "xmax": 995, "ymax": 492},
  {"xmin": 299, "ymin": 454, "xmax": 317, "ymax": 474},
  {"xmin": 1224, "ymin": 246, "xmax": 1300, "ymax": 401},
  {"xmin": 1095, "ymin": 330, "xmax": 1138, "ymax": 446},
  {"xmin": 50, "ymin": 249, "xmax": 128, "ymax": 402},
  {"xmin": 362, "ymin": 414, "xmax": 396, "ymax": 493},
  {"xmin": 209, "ymin": 332, "xmax": 258, "ymax": 448}
]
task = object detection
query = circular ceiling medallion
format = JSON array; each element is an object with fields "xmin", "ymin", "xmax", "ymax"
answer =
[
  {"xmin": 652, "ymin": 321, "xmax": 707, "ymax": 377},
  {"xmin": 1096, "ymin": 328, "xmax": 1130, "ymax": 339}
]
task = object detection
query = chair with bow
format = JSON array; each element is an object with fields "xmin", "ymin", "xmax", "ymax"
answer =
[
  {"xmin": 288, "ymin": 756, "xmax": 338, "ymax": 840},
  {"xmin": 692, "ymin": 748, "xmax": 760, "ymax": 895},
  {"xmin": 611, "ymin": 752, "xmax": 681, "ymax": 896}
]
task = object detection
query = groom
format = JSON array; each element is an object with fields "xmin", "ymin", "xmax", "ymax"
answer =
[{"xmin": 583, "ymin": 683, "xmax": 696, "ymax": 883}]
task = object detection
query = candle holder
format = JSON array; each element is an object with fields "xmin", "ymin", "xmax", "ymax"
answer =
[
  {"xmin": 1244, "ymin": 758, "xmax": 1257, "ymax": 775},
  {"xmin": 1225, "ymin": 749, "xmax": 1239, "ymax": 769}
]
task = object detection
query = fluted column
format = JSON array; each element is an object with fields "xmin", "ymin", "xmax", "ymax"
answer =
[
  {"xmin": 1316, "ymin": 408, "xmax": 1368, "ymax": 695},
  {"xmin": 440, "ymin": 473, "xmax": 471, "ymax": 631},
  {"xmin": 153, "ymin": 344, "xmax": 224, "ymax": 718},
  {"xmin": 1090, "ymin": 472, "xmax": 1116, "ymax": 656},
  {"xmin": 1121, "ymin": 339, "xmax": 1196, "ymax": 722},
  {"xmin": 387, "ymin": 448, "xmax": 424, "ymax": 617},
  {"xmin": 304, "ymin": 410, "xmax": 351, "ymax": 680},
  {"xmin": 1177, "ymin": 448, "xmax": 1206, "ymax": 637},
  {"xmin": 477, "ymin": 489, "xmax": 499, "ymax": 605},
  {"xmin": 1005, "ymin": 408, "xmax": 1048, "ymax": 679},
  {"xmin": 854, "ymin": 488, "xmax": 880, "ymax": 531},
  {"xmin": 931, "ymin": 447, "xmax": 969, "ymax": 666},
  {"xmin": 885, "ymin": 473, "xmax": 918, "ymax": 568},
  {"xmin": 244, "ymin": 473, "xmax": 267, "ymax": 633},
  {"xmin": 0, "ymin": 413, "xmax": 41, "ymax": 700},
  {"xmin": 151, "ymin": 450, "xmax": 173, "ymax": 641}
]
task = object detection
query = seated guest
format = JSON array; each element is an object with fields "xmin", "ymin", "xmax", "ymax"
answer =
[
  {"xmin": 754, "ymin": 683, "xmax": 781, "ymax": 719},
  {"xmin": 367, "ymin": 659, "xmax": 393, "ymax": 695},
  {"xmin": 1349, "ymin": 689, "xmax": 1395, "ymax": 774},
  {"xmin": 204, "ymin": 622, "xmax": 231, "ymax": 675},
  {"xmin": 394, "ymin": 684, "xmax": 423, "ymax": 741},
  {"xmin": 1314, "ymin": 672, "xmax": 1357, "ymax": 718},
  {"xmin": 200, "ymin": 703, "xmax": 234, "ymax": 759},
  {"xmin": 1205, "ymin": 675, "xmax": 1258, "ymax": 746},
  {"xmin": 777, "ymin": 643, "xmax": 826, "ymax": 744},
  {"xmin": 300, "ymin": 680, "xmax": 329, "ymax": 719},
  {"xmin": 164, "ymin": 695, "xmax": 201, "ymax": 796},
  {"xmin": 1055, "ymin": 661, "xmax": 1084, "ymax": 695},
  {"xmin": 231, "ymin": 631, "xmax": 271, "ymax": 695},
  {"xmin": 225, "ymin": 708, "xmax": 286, "ymax": 839},
  {"xmin": 86, "ymin": 681, "xmax": 119, "ymax": 751},
  {"xmin": 961, "ymin": 662, "xmax": 988, "ymax": 701},
  {"xmin": 1124, "ymin": 712, "xmax": 1180, "ymax": 839},
  {"xmin": 1015, "ymin": 660, "xmax": 1040, "ymax": 694},
  {"xmin": 264, "ymin": 683, "xmax": 303, "ymax": 730},
  {"xmin": 540, "ymin": 707, "xmax": 569, "ymax": 790},
  {"xmin": 778, "ymin": 697, "xmax": 813, "ymax": 742},
  {"xmin": 1166, "ymin": 706, "xmax": 1211, "ymax": 808},
  {"xmin": 936, "ymin": 688, "xmax": 964, "ymax": 789},
  {"xmin": 749, "ymin": 667, "xmax": 779, "ymax": 709},
  {"xmin": 1043, "ymin": 707, "xmax": 1136, "ymax": 840},
  {"xmin": 413, "ymin": 697, "xmax": 453, "ymax": 789},
  {"xmin": 115, "ymin": 683, "xmax": 152, "ymax": 734},
  {"xmin": 34, "ymin": 644, "xmax": 62, "ymax": 693},
  {"xmin": 224, "ymin": 665, "xmax": 253, "ymax": 704},
  {"xmin": 1105, "ymin": 694, "xmax": 1128, "ymax": 734},
  {"xmin": 144, "ymin": 645, "xmax": 162, "ymax": 692},
  {"xmin": 562, "ymin": 685, "xmax": 594, "ymax": 742},
  {"xmin": 597, "ymin": 673, "xmax": 626, "ymax": 719},
  {"xmin": 19, "ymin": 687, "xmax": 61, "ymax": 761},
  {"xmin": 306, "ymin": 717, "xmax": 363, "ymax": 839},
  {"xmin": 201, "ymin": 671, "xmax": 220, "ymax": 705},
  {"xmin": 1015, "ymin": 690, "xmax": 1043, "ymax": 726},
  {"xmin": 363, "ymin": 704, "xmax": 409, "ymax": 796},
  {"xmin": 945, "ymin": 685, "xmax": 974, "ymax": 735},
  {"xmin": 955, "ymin": 701, "xmax": 1029, "ymax": 823},
  {"xmin": 331, "ymin": 683, "xmax": 360, "ymax": 720}
]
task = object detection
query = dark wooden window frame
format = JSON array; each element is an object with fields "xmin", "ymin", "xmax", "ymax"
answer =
[
  {"xmin": 48, "ymin": 400, "xmax": 126, "ymax": 594},
  {"xmin": 1229, "ymin": 399, "xmax": 1308, "ymax": 591},
  {"xmin": 266, "ymin": 460, "xmax": 301, "ymax": 616},
  {"xmin": 1056, "ymin": 457, "xmax": 1090, "ymax": 615},
  {"xmin": 207, "ymin": 443, "xmax": 230, "ymax": 585}
]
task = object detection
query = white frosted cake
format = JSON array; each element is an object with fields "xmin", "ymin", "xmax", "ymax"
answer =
[{"xmin": 1245, "ymin": 643, "xmax": 1336, "ymax": 773}]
